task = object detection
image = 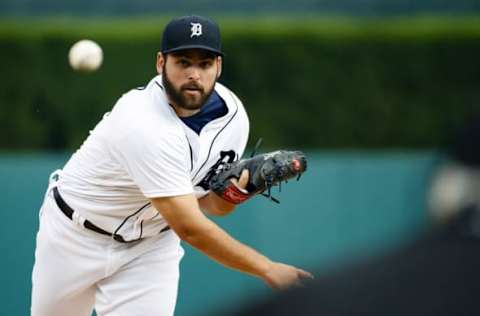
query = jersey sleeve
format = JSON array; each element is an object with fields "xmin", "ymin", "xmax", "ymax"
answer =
[{"xmin": 110, "ymin": 124, "xmax": 194, "ymax": 198}]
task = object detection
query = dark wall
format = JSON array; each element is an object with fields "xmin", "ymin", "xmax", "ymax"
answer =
[{"xmin": 1, "ymin": 0, "xmax": 480, "ymax": 16}]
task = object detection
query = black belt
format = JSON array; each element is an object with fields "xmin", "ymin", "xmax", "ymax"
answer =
[{"xmin": 52, "ymin": 187, "xmax": 170, "ymax": 243}]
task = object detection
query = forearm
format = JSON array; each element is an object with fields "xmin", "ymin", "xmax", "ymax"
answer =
[
  {"xmin": 152, "ymin": 195, "xmax": 270, "ymax": 279},
  {"xmin": 152, "ymin": 194, "xmax": 312, "ymax": 290},
  {"xmin": 198, "ymin": 191, "xmax": 236, "ymax": 216},
  {"xmin": 183, "ymin": 218, "xmax": 272, "ymax": 278}
]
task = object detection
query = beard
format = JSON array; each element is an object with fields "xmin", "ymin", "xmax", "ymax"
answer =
[{"xmin": 162, "ymin": 66, "xmax": 215, "ymax": 111}]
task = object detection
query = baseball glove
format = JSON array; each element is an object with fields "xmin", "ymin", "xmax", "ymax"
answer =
[{"xmin": 209, "ymin": 149, "xmax": 307, "ymax": 204}]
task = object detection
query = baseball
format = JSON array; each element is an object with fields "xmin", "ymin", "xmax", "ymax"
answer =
[{"xmin": 68, "ymin": 39, "xmax": 103, "ymax": 72}]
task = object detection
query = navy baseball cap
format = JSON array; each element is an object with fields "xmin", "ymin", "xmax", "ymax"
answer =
[{"xmin": 161, "ymin": 15, "xmax": 224, "ymax": 57}]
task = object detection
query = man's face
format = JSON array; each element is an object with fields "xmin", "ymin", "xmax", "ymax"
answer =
[{"xmin": 159, "ymin": 49, "xmax": 222, "ymax": 112}]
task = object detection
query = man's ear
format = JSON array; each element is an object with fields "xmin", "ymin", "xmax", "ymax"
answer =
[
  {"xmin": 216, "ymin": 56, "xmax": 223, "ymax": 79},
  {"xmin": 156, "ymin": 52, "xmax": 165, "ymax": 74}
]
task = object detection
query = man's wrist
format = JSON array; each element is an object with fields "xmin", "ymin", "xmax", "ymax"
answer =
[{"xmin": 255, "ymin": 258, "xmax": 274, "ymax": 280}]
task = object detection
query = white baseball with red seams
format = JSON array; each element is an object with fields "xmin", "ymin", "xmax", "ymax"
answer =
[{"xmin": 68, "ymin": 39, "xmax": 103, "ymax": 72}]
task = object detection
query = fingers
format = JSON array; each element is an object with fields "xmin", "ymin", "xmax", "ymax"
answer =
[
  {"xmin": 263, "ymin": 264, "xmax": 314, "ymax": 291},
  {"xmin": 297, "ymin": 268, "xmax": 314, "ymax": 280},
  {"xmin": 229, "ymin": 169, "xmax": 249, "ymax": 193},
  {"xmin": 238, "ymin": 169, "xmax": 249, "ymax": 189},
  {"xmin": 290, "ymin": 269, "xmax": 314, "ymax": 289}
]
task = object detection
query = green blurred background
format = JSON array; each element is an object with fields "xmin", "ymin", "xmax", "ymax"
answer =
[{"xmin": 1, "ymin": 1, "xmax": 479, "ymax": 315}]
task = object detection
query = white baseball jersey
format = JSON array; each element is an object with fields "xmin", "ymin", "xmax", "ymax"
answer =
[{"xmin": 57, "ymin": 75, "xmax": 249, "ymax": 242}]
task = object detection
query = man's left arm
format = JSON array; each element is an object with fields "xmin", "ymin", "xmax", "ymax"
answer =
[
  {"xmin": 198, "ymin": 191, "xmax": 236, "ymax": 216},
  {"xmin": 198, "ymin": 169, "xmax": 249, "ymax": 216}
]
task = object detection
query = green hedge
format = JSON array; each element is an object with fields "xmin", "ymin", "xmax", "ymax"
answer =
[{"xmin": 1, "ymin": 17, "xmax": 479, "ymax": 150}]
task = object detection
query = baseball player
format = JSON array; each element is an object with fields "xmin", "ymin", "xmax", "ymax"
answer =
[{"xmin": 31, "ymin": 15, "xmax": 312, "ymax": 316}]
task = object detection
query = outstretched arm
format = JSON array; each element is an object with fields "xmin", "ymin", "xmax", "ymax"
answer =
[{"xmin": 151, "ymin": 192, "xmax": 312, "ymax": 290}]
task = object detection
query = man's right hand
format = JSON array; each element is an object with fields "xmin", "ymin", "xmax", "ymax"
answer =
[{"xmin": 262, "ymin": 262, "xmax": 314, "ymax": 290}]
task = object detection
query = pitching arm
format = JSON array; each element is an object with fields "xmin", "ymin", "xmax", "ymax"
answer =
[{"xmin": 150, "ymin": 193, "xmax": 312, "ymax": 290}]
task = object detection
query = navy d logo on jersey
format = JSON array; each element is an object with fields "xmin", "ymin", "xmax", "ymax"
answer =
[
  {"xmin": 197, "ymin": 150, "xmax": 236, "ymax": 190},
  {"xmin": 190, "ymin": 23, "xmax": 202, "ymax": 38}
]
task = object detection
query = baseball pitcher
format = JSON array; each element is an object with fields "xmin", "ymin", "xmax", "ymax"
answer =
[{"xmin": 31, "ymin": 15, "xmax": 312, "ymax": 316}]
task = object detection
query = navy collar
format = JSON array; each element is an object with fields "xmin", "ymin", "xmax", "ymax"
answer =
[{"xmin": 179, "ymin": 90, "xmax": 228, "ymax": 135}]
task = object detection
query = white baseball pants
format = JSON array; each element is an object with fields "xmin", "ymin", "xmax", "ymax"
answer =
[{"xmin": 31, "ymin": 189, "xmax": 184, "ymax": 316}]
